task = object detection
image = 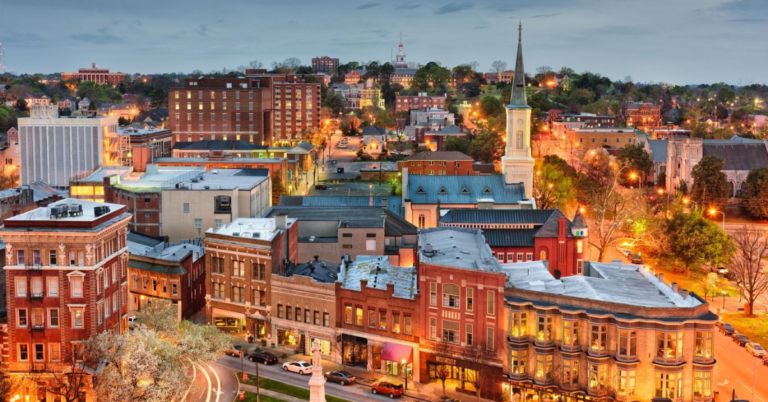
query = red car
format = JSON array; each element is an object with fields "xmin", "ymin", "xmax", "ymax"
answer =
[{"xmin": 371, "ymin": 381, "xmax": 404, "ymax": 398}]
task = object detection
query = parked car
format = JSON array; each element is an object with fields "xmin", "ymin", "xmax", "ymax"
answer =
[
  {"xmin": 314, "ymin": 184, "xmax": 328, "ymax": 190},
  {"xmin": 248, "ymin": 351, "xmax": 278, "ymax": 365},
  {"xmin": 723, "ymin": 323, "xmax": 736, "ymax": 335},
  {"xmin": 324, "ymin": 371, "xmax": 356, "ymax": 385},
  {"xmin": 371, "ymin": 382, "xmax": 404, "ymax": 399},
  {"xmin": 712, "ymin": 266, "xmax": 729, "ymax": 275},
  {"xmin": 224, "ymin": 345, "xmax": 245, "ymax": 357},
  {"xmin": 735, "ymin": 335, "xmax": 750, "ymax": 347},
  {"xmin": 763, "ymin": 356, "xmax": 768, "ymax": 366},
  {"xmin": 715, "ymin": 321, "xmax": 724, "ymax": 330},
  {"xmin": 746, "ymin": 343, "xmax": 766, "ymax": 357},
  {"xmin": 282, "ymin": 360, "xmax": 312, "ymax": 375},
  {"xmin": 629, "ymin": 254, "xmax": 644, "ymax": 264}
]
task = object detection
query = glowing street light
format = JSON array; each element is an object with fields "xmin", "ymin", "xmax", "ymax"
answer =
[{"xmin": 709, "ymin": 208, "xmax": 725, "ymax": 230}]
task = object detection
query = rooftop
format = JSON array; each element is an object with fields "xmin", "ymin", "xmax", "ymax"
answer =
[
  {"xmin": 406, "ymin": 174, "xmax": 527, "ymax": 204},
  {"xmin": 265, "ymin": 205, "xmax": 416, "ymax": 237},
  {"xmin": 337, "ymin": 256, "xmax": 418, "ymax": 299},
  {"xmin": 502, "ymin": 260, "xmax": 703, "ymax": 308},
  {"xmin": 648, "ymin": 140, "xmax": 669, "ymax": 163},
  {"xmin": 118, "ymin": 127, "xmax": 171, "ymax": 136},
  {"xmin": 289, "ymin": 260, "xmax": 340, "ymax": 284},
  {"xmin": 128, "ymin": 232, "xmax": 204, "ymax": 263},
  {"xmin": 279, "ymin": 196, "xmax": 403, "ymax": 216},
  {"xmin": 404, "ymin": 151, "xmax": 473, "ymax": 162},
  {"xmin": 173, "ymin": 168, "xmax": 269, "ymax": 191},
  {"xmin": 5, "ymin": 199, "xmax": 125, "ymax": 224},
  {"xmin": 207, "ymin": 217, "xmax": 296, "ymax": 242},
  {"xmin": 418, "ymin": 227, "xmax": 501, "ymax": 272},
  {"xmin": 702, "ymin": 142, "xmax": 768, "ymax": 171},
  {"xmin": 113, "ymin": 166, "xmax": 204, "ymax": 191},
  {"xmin": 153, "ymin": 157, "xmax": 286, "ymax": 164}
]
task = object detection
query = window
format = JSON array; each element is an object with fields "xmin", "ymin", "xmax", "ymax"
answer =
[
  {"xmin": 97, "ymin": 304, "xmax": 103, "ymax": 324},
  {"xmin": 286, "ymin": 305, "xmax": 293, "ymax": 321},
  {"xmin": 344, "ymin": 305, "xmax": 352, "ymax": 324},
  {"xmin": 161, "ymin": 280, "xmax": 167, "ymax": 294},
  {"xmin": 256, "ymin": 290, "xmax": 265, "ymax": 306},
  {"xmin": 213, "ymin": 283, "xmax": 224, "ymax": 299},
  {"xmin": 590, "ymin": 324, "xmax": 608, "ymax": 353},
  {"xmin": 535, "ymin": 354, "xmax": 553, "ymax": 383},
  {"xmin": 183, "ymin": 203, "xmax": 190, "ymax": 213},
  {"xmin": 429, "ymin": 317, "xmax": 437, "ymax": 340},
  {"xmin": 71, "ymin": 277, "xmax": 83, "ymax": 298},
  {"xmin": 172, "ymin": 282, "xmax": 179, "ymax": 296},
  {"xmin": 404, "ymin": 315, "xmax": 412, "ymax": 335},
  {"xmin": 418, "ymin": 214, "xmax": 426, "ymax": 228},
  {"xmin": 537, "ymin": 316, "xmax": 554, "ymax": 343},
  {"xmin": 366, "ymin": 239, "xmax": 376, "ymax": 251},
  {"xmin": 49, "ymin": 309, "xmax": 59, "ymax": 327},
  {"xmin": 323, "ymin": 312, "xmax": 330, "ymax": 327},
  {"xmin": 526, "ymin": 252, "xmax": 533, "ymax": 261},
  {"xmin": 17, "ymin": 250, "xmax": 25, "ymax": 265},
  {"xmin": 562, "ymin": 359, "xmax": 579, "ymax": 388},
  {"xmin": 466, "ymin": 324, "xmax": 473, "ymax": 346},
  {"xmin": 378, "ymin": 310, "xmax": 386, "ymax": 330},
  {"xmin": 510, "ymin": 349, "xmax": 527, "ymax": 375},
  {"xmin": 588, "ymin": 363, "xmax": 607, "ymax": 394},
  {"xmin": 104, "ymin": 298, "xmax": 111, "ymax": 318},
  {"xmin": 577, "ymin": 260, "xmax": 584, "ymax": 275},
  {"xmin": 304, "ymin": 309, "xmax": 310, "ymax": 323},
  {"xmin": 17, "ymin": 308, "xmax": 27, "ymax": 327},
  {"xmin": 392, "ymin": 312, "xmax": 401, "ymax": 334},
  {"xmin": 511, "ymin": 312, "xmax": 528, "ymax": 338},
  {"xmin": 194, "ymin": 219, "xmax": 202, "ymax": 228},
  {"xmin": 367, "ymin": 308, "xmax": 377, "ymax": 328},
  {"xmin": 212, "ymin": 257, "xmax": 225, "ymax": 274},
  {"xmin": 443, "ymin": 284, "xmax": 460, "ymax": 308},
  {"xmin": 73, "ymin": 308, "xmax": 84, "ymax": 328},
  {"xmin": 152, "ymin": 279, "xmax": 157, "ymax": 292},
  {"xmin": 232, "ymin": 260, "xmax": 245, "ymax": 277},
  {"xmin": 655, "ymin": 372, "xmax": 682, "ymax": 400},
  {"xmin": 466, "ymin": 288, "xmax": 474, "ymax": 311},
  {"xmin": 15, "ymin": 277, "xmax": 27, "ymax": 297},
  {"xmin": 693, "ymin": 371, "xmax": 712, "ymax": 400},
  {"xmin": 314, "ymin": 311, "xmax": 320, "ymax": 326},
  {"xmin": 232, "ymin": 286, "xmax": 245, "ymax": 303},
  {"xmin": 694, "ymin": 331, "xmax": 713, "ymax": 360},
  {"xmin": 577, "ymin": 240, "xmax": 583, "ymax": 253},
  {"xmin": 617, "ymin": 369, "xmax": 636, "ymax": 399},
  {"xmin": 253, "ymin": 262, "xmax": 266, "ymax": 281},
  {"xmin": 517, "ymin": 252, "xmax": 524, "ymax": 262},
  {"xmin": 442, "ymin": 320, "xmax": 460, "ymax": 343},
  {"xmin": 19, "ymin": 344, "xmax": 29, "ymax": 362},
  {"xmin": 487, "ymin": 290, "xmax": 495, "ymax": 315},
  {"xmin": 487, "ymin": 327, "xmax": 495, "ymax": 350},
  {"xmin": 50, "ymin": 250, "xmax": 57, "ymax": 266},
  {"xmin": 656, "ymin": 331, "xmax": 684, "ymax": 361},
  {"xmin": 618, "ymin": 329, "xmax": 638, "ymax": 360},
  {"xmin": 429, "ymin": 283, "xmax": 437, "ymax": 306},
  {"xmin": 277, "ymin": 304, "xmax": 283, "ymax": 319},
  {"xmin": 49, "ymin": 343, "xmax": 61, "ymax": 362}
]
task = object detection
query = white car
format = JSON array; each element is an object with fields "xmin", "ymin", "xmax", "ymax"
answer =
[
  {"xmin": 746, "ymin": 343, "xmax": 766, "ymax": 357},
  {"xmin": 282, "ymin": 360, "xmax": 312, "ymax": 375}
]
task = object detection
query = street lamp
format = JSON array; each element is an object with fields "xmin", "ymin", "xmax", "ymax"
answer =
[
  {"xmin": 401, "ymin": 358, "xmax": 408, "ymax": 391},
  {"xmin": 708, "ymin": 208, "xmax": 725, "ymax": 230},
  {"xmin": 721, "ymin": 290, "xmax": 726, "ymax": 310}
]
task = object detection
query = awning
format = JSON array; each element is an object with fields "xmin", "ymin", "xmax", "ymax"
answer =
[
  {"xmin": 247, "ymin": 311, "xmax": 267, "ymax": 321},
  {"xmin": 212, "ymin": 308, "xmax": 245, "ymax": 320},
  {"xmin": 381, "ymin": 342, "xmax": 413, "ymax": 364}
]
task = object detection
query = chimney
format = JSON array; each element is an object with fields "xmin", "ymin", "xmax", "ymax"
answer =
[
  {"xmin": 658, "ymin": 273, "xmax": 664, "ymax": 283},
  {"xmin": 309, "ymin": 264, "xmax": 315, "ymax": 274},
  {"xmin": 671, "ymin": 282, "xmax": 678, "ymax": 293},
  {"xmin": 275, "ymin": 213, "xmax": 288, "ymax": 230},
  {"xmin": 401, "ymin": 167, "xmax": 409, "ymax": 205},
  {"xmin": 387, "ymin": 283, "xmax": 395, "ymax": 295},
  {"xmin": 553, "ymin": 269, "xmax": 562, "ymax": 280},
  {"xmin": 380, "ymin": 197, "xmax": 388, "ymax": 210},
  {"xmin": 360, "ymin": 279, "xmax": 368, "ymax": 289},
  {"xmin": 680, "ymin": 289, "xmax": 689, "ymax": 299}
]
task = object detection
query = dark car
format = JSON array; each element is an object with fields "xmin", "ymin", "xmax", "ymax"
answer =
[
  {"xmin": 723, "ymin": 323, "xmax": 735, "ymax": 335},
  {"xmin": 629, "ymin": 254, "xmax": 644, "ymax": 264},
  {"xmin": 324, "ymin": 371, "xmax": 356, "ymax": 386},
  {"xmin": 735, "ymin": 335, "xmax": 750, "ymax": 347},
  {"xmin": 315, "ymin": 184, "xmax": 328, "ymax": 190},
  {"xmin": 248, "ymin": 351, "xmax": 278, "ymax": 365}
]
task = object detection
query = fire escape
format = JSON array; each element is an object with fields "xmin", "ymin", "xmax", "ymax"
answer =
[
  {"xmin": 104, "ymin": 125, "xmax": 131, "ymax": 167},
  {"xmin": 26, "ymin": 251, "xmax": 45, "ymax": 373}
]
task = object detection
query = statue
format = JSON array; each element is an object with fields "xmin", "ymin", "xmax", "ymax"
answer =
[{"xmin": 308, "ymin": 338, "xmax": 327, "ymax": 402}]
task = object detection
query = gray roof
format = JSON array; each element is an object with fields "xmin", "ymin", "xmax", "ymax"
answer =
[
  {"xmin": 648, "ymin": 140, "xmax": 668, "ymax": 163},
  {"xmin": 407, "ymin": 175, "xmax": 527, "ymax": 204},
  {"xmin": 279, "ymin": 196, "xmax": 403, "ymax": 216},
  {"xmin": 440, "ymin": 209, "xmax": 558, "ymax": 225},
  {"xmin": 483, "ymin": 229, "xmax": 538, "ymax": 247},
  {"xmin": 427, "ymin": 125, "xmax": 464, "ymax": 135},
  {"xmin": 362, "ymin": 126, "xmax": 385, "ymax": 136},
  {"xmin": 173, "ymin": 140, "xmax": 264, "ymax": 151},
  {"xmin": 289, "ymin": 260, "xmax": 340, "ymax": 284},
  {"xmin": 264, "ymin": 206, "xmax": 416, "ymax": 237},
  {"xmin": 338, "ymin": 256, "xmax": 418, "ymax": 299},
  {"xmin": 702, "ymin": 142, "xmax": 768, "ymax": 171},
  {"xmin": 405, "ymin": 151, "xmax": 473, "ymax": 161},
  {"xmin": 418, "ymin": 227, "xmax": 502, "ymax": 272}
]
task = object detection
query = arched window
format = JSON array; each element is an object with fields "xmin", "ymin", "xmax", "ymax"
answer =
[
  {"xmin": 729, "ymin": 182, "xmax": 735, "ymax": 198},
  {"xmin": 540, "ymin": 250, "xmax": 548, "ymax": 261},
  {"xmin": 418, "ymin": 214, "xmax": 426, "ymax": 229},
  {"xmin": 443, "ymin": 284, "xmax": 460, "ymax": 308}
]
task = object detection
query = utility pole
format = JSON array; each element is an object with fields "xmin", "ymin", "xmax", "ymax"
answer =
[{"xmin": 256, "ymin": 357, "xmax": 261, "ymax": 402}]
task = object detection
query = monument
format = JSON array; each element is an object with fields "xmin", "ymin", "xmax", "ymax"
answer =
[{"xmin": 308, "ymin": 338, "xmax": 327, "ymax": 402}]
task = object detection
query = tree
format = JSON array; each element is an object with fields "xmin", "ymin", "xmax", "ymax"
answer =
[
  {"xmin": 533, "ymin": 159, "xmax": 576, "ymax": 210},
  {"xmin": 664, "ymin": 209, "xmax": 734, "ymax": 274},
  {"xmin": 412, "ymin": 63, "xmax": 451, "ymax": 92},
  {"xmin": 491, "ymin": 60, "xmax": 507, "ymax": 74},
  {"xmin": 118, "ymin": 116, "xmax": 130, "ymax": 126},
  {"xmin": 323, "ymin": 92, "xmax": 345, "ymax": 115},
  {"xmin": 616, "ymin": 143, "xmax": 653, "ymax": 183},
  {"xmin": 272, "ymin": 175, "xmax": 288, "ymax": 205},
  {"xmin": 467, "ymin": 131, "xmax": 503, "ymax": 163},
  {"xmin": 461, "ymin": 342, "xmax": 499, "ymax": 402},
  {"xmin": 741, "ymin": 167, "xmax": 768, "ymax": 219},
  {"xmin": 0, "ymin": 368, "xmax": 11, "ymax": 401},
  {"xmin": 730, "ymin": 229, "xmax": 768, "ymax": 315},
  {"xmin": 24, "ymin": 343, "xmax": 96, "ymax": 402},
  {"xmin": 697, "ymin": 272, "xmax": 723, "ymax": 301},
  {"xmin": 150, "ymin": 89, "xmax": 166, "ymax": 108},
  {"xmin": 478, "ymin": 96, "xmax": 505, "ymax": 119},
  {"xmin": 15, "ymin": 98, "xmax": 27, "ymax": 112},
  {"xmin": 432, "ymin": 340, "xmax": 453, "ymax": 397},
  {"xmin": 443, "ymin": 136, "xmax": 469, "ymax": 154},
  {"xmin": 690, "ymin": 155, "xmax": 730, "ymax": 210}
]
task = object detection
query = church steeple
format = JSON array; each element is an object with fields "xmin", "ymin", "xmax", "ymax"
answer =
[{"xmin": 509, "ymin": 22, "xmax": 528, "ymax": 107}]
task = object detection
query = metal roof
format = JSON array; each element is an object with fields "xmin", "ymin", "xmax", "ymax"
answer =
[
  {"xmin": 483, "ymin": 229, "xmax": 538, "ymax": 247},
  {"xmin": 648, "ymin": 140, "xmax": 668, "ymax": 163},
  {"xmin": 440, "ymin": 209, "xmax": 557, "ymax": 224},
  {"xmin": 702, "ymin": 142, "xmax": 768, "ymax": 171},
  {"xmin": 406, "ymin": 175, "xmax": 527, "ymax": 205}
]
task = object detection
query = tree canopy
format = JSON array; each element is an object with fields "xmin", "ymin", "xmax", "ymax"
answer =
[{"xmin": 690, "ymin": 155, "xmax": 730, "ymax": 210}]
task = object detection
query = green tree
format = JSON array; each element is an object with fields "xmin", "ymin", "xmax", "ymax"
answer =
[
  {"xmin": 443, "ymin": 136, "xmax": 470, "ymax": 154},
  {"xmin": 0, "ymin": 106, "xmax": 10, "ymax": 133},
  {"xmin": 609, "ymin": 99, "xmax": 622, "ymax": 116},
  {"xmin": 467, "ymin": 131, "xmax": 503, "ymax": 163},
  {"xmin": 664, "ymin": 209, "xmax": 734, "ymax": 273},
  {"xmin": 533, "ymin": 159, "xmax": 576, "ymax": 210},
  {"xmin": 616, "ymin": 143, "xmax": 653, "ymax": 183},
  {"xmin": 690, "ymin": 155, "xmax": 730, "ymax": 210},
  {"xmin": 150, "ymin": 89, "xmax": 166, "ymax": 108},
  {"xmin": 118, "ymin": 116, "xmax": 130, "ymax": 126},
  {"xmin": 272, "ymin": 175, "xmax": 288, "ymax": 205},
  {"xmin": 479, "ymin": 96, "xmax": 505, "ymax": 119},
  {"xmin": 15, "ymin": 99, "xmax": 27, "ymax": 112},
  {"xmin": 412, "ymin": 63, "xmax": 451, "ymax": 92},
  {"xmin": 323, "ymin": 92, "xmax": 345, "ymax": 115},
  {"xmin": 741, "ymin": 167, "xmax": 768, "ymax": 219}
]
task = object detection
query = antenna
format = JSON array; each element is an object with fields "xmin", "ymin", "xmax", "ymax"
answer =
[{"xmin": 0, "ymin": 43, "xmax": 6, "ymax": 74}]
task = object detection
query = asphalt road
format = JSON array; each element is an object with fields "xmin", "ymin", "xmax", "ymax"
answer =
[{"xmin": 713, "ymin": 330, "xmax": 768, "ymax": 402}]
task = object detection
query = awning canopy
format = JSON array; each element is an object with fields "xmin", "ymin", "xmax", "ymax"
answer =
[
  {"xmin": 212, "ymin": 308, "xmax": 244, "ymax": 320},
  {"xmin": 381, "ymin": 342, "xmax": 413, "ymax": 364}
]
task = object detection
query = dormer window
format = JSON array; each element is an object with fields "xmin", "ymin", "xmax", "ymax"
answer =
[
  {"xmin": 416, "ymin": 186, "xmax": 426, "ymax": 194},
  {"xmin": 438, "ymin": 187, "xmax": 447, "ymax": 195},
  {"xmin": 482, "ymin": 187, "xmax": 492, "ymax": 195},
  {"xmin": 461, "ymin": 187, "xmax": 470, "ymax": 195}
]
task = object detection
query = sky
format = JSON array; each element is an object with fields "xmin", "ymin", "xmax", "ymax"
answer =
[{"xmin": 1, "ymin": 0, "xmax": 767, "ymax": 85}]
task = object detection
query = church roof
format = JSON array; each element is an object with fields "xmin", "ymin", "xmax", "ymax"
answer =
[
  {"xmin": 702, "ymin": 142, "xmax": 768, "ymax": 171},
  {"xmin": 406, "ymin": 175, "xmax": 527, "ymax": 205},
  {"xmin": 508, "ymin": 22, "xmax": 529, "ymax": 109}
]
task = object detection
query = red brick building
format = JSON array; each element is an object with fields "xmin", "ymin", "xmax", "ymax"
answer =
[
  {"xmin": 438, "ymin": 209, "xmax": 589, "ymax": 277},
  {"xmin": 344, "ymin": 70, "xmax": 363, "ymax": 85},
  {"xmin": 0, "ymin": 199, "xmax": 131, "ymax": 401},
  {"xmin": 398, "ymin": 151, "xmax": 475, "ymax": 176},
  {"xmin": 335, "ymin": 256, "xmax": 421, "ymax": 381},
  {"xmin": 61, "ymin": 63, "xmax": 126, "ymax": 86},
  {"xmin": 396, "ymin": 93, "xmax": 447, "ymax": 112},
  {"xmin": 311, "ymin": 56, "xmax": 339, "ymax": 75},
  {"xmin": 203, "ymin": 215, "xmax": 298, "ymax": 340},
  {"xmin": 416, "ymin": 228, "xmax": 507, "ymax": 400},
  {"xmin": 626, "ymin": 101, "xmax": 662, "ymax": 129}
]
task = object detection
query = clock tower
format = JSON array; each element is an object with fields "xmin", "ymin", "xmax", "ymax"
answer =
[{"xmin": 502, "ymin": 23, "xmax": 535, "ymax": 200}]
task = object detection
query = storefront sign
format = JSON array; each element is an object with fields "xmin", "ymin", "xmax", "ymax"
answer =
[{"xmin": 435, "ymin": 356, "xmax": 457, "ymax": 365}]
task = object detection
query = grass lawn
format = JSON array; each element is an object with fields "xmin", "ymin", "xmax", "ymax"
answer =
[
  {"xmin": 721, "ymin": 313, "xmax": 768, "ymax": 346},
  {"xmin": 655, "ymin": 267, "xmax": 739, "ymax": 298},
  {"xmin": 237, "ymin": 373, "xmax": 353, "ymax": 402},
  {"xmin": 242, "ymin": 392, "xmax": 286, "ymax": 402}
]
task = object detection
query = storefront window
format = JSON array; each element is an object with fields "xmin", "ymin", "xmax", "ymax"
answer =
[
  {"xmin": 537, "ymin": 316, "xmax": 554, "ymax": 343},
  {"xmin": 588, "ymin": 363, "xmax": 607, "ymax": 395},
  {"xmin": 618, "ymin": 329, "xmax": 638, "ymax": 360},
  {"xmin": 510, "ymin": 312, "xmax": 528, "ymax": 339},
  {"xmin": 617, "ymin": 369, "xmax": 636, "ymax": 399},
  {"xmin": 562, "ymin": 359, "xmax": 579, "ymax": 389},
  {"xmin": 590, "ymin": 324, "xmax": 608, "ymax": 353},
  {"xmin": 563, "ymin": 320, "xmax": 579, "ymax": 349},
  {"xmin": 534, "ymin": 354, "xmax": 553, "ymax": 383},
  {"xmin": 656, "ymin": 331, "xmax": 684, "ymax": 362},
  {"xmin": 510, "ymin": 349, "xmax": 527, "ymax": 376},
  {"xmin": 693, "ymin": 371, "xmax": 712, "ymax": 400},
  {"xmin": 695, "ymin": 331, "xmax": 713, "ymax": 360},
  {"xmin": 656, "ymin": 372, "xmax": 682, "ymax": 400}
]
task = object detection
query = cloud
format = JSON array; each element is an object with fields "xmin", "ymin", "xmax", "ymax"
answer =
[
  {"xmin": 396, "ymin": 4, "xmax": 421, "ymax": 9},
  {"xmin": 357, "ymin": 2, "xmax": 380, "ymax": 9},
  {"xmin": 473, "ymin": 25, "xmax": 487, "ymax": 30},
  {"xmin": 435, "ymin": 2, "xmax": 474, "ymax": 14},
  {"xmin": 196, "ymin": 23, "xmax": 208, "ymax": 36},
  {"xmin": 701, "ymin": 0, "xmax": 768, "ymax": 21},
  {"xmin": 68, "ymin": 33, "xmax": 125, "ymax": 44},
  {"xmin": 531, "ymin": 13, "xmax": 559, "ymax": 19}
]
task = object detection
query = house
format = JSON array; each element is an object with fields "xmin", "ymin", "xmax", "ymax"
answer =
[{"xmin": 362, "ymin": 126, "xmax": 386, "ymax": 156}]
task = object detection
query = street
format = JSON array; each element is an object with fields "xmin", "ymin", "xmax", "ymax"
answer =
[{"xmin": 713, "ymin": 330, "xmax": 768, "ymax": 402}]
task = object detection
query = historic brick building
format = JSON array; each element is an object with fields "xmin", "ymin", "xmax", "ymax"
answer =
[
  {"xmin": 0, "ymin": 199, "xmax": 131, "ymax": 401},
  {"xmin": 203, "ymin": 215, "xmax": 297, "ymax": 340},
  {"xmin": 626, "ymin": 102, "xmax": 662, "ymax": 129},
  {"xmin": 396, "ymin": 93, "xmax": 447, "ymax": 112},
  {"xmin": 311, "ymin": 56, "xmax": 340, "ymax": 75},
  {"xmin": 398, "ymin": 151, "xmax": 475, "ymax": 176},
  {"xmin": 61, "ymin": 63, "xmax": 126, "ymax": 86}
]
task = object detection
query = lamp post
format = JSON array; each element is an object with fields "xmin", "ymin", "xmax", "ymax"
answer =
[
  {"xmin": 401, "ymin": 358, "xmax": 408, "ymax": 391},
  {"xmin": 709, "ymin": 208, "xmax": 725, "ymax": 231},
  {"xmin": 721, "ymin": 291, "xmax": 726, "ymax": 310}
]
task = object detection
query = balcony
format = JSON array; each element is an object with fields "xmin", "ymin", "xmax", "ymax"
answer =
[
  {"xmin": 28, "ymin": 292, "xmax": 44, "ymax": 301},
  {"xmin": 30, "ymin": 324, "xmax": 45, "ymax": 332}
]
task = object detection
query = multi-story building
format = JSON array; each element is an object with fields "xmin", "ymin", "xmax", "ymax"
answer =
[
  {"xmin": 0, "ymin": 199, "xmax": 131, "ymax": 400},
  {"xmin": 484, "ymin": 70, "xmax": 515, "ymax": 84},
  {"xmin": 438, "ymin": 209, "xmax": 588, "ymax": 277},
  {"xmin": 626, "ymin": 102, "xmax": 662, "ymax": 129},
  {"xmin": 1, "ymin": 127, "xmax": 20, "ymax": 175},
  {"xmin": 566, "ymin": 127, "xmax": 640, "ymax": 156},
  {"xmin": 271, "ymin": 260, "xmax": 338, "ymax": 357},
  {"xmin": 203, "ymin": 215, "xmax": 297, "ymax": 340},
  {"xmin": 118, "ymin": 126, "xmax": 174, "ymax": 168},
  {"xmin": 344, "ymin": 70, "xmax": 364, "ymax": 85},
  {"xmin": 502, "ymin": 261, "xmax": 716, "ymax": 402},
  {"xmin": 396, "ymin": 93, "xmax": 447, "ymax": 112},
  {"xmin": 311, "ymin": 56, "xmax": 340, "ymax": 75},
  {"xmin": 22, "ymin": 94, "xmax": 50, "ymax": 107},
  {"xmin": 336, "ymin": 256, "xmax": 421, "ymax": 381},
  {"xmin": 417, "ymin": 228, "xmax": 507, "ymax": 400},
  {"xmin": 329, "ymin": 81, "xmax": 384, "ymax": 110},
  {"xmin": 19, "ymin": 106, "xmax": 121, "ymax": 188},
  {"xmin": 127, "ymin": 233, "xmax": 205, "ymax": 319},
  {"xmin": 150, "ymin": 157, "xmax": 288, "ymax": 186},
  {"xmin": 398, "ymin": 151, "xmax": 475, "ymax": 176},
  {"xmin": 61, "ymin": 63, "xmax": 126, "ymax": 86}
]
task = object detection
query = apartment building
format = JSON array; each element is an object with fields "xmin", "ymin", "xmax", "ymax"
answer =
[
  {"xmin": 396, "ymin": 93, "xmax": 447, "ymax": 112},
  {"xmin": 311, "ymin": 56, "xmax": 340, "ymax": 75}
]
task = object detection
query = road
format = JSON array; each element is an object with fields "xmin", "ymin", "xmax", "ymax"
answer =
[
  {"xmin": 186, "ymin": 361, "xmax": 232, "ymax": 402},
  {"xmin": 713, "ymin": 330, "xmax": 768, "ymax": 402}
]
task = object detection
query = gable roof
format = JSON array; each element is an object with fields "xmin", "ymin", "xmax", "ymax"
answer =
[
  {"xmin": 136, "ymin": 108, "xmax": 169, "ymax": 122},
  {"xmin": 405, "ymin": 151, "xmax": 473, "ymax": 162},
  {"xmin": 702, "ymin": 142, "xmax": 768, "ymax": 171},
  {"xmin": 438, "ymin": 209, "xmax": 581, "ymax": 246},
  {"xmin": 362, "ymin": 125, "xmax": 385, "ymax": 136},
  {"xmin": 648, "ymin": 140, "xmax": 668, "ymax": 163},
  {"xmin": 407, "ymin": 175, "xmax": 527, "ymax": 204}
]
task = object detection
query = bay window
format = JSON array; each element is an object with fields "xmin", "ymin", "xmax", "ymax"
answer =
[
  {"xmin": 590, "ymin": 324, "xmax": 608, "ymax": 353},
  {"xmin": 656, "ymin": 331, "xmax": 684, "ymax": 362},
  {"xmin": 618, "ymin": 329, "xmax": 638, "ymax": 360},
  {"xmin": 534, "ymin": 354, "xmax": 553, "ymax": 383},
  {"xmin": 656, "ymin": 372, "xmax": 682, "ymax": 400},
  {"xmin": 562, "ymin": 359, "xmax": 579, "ymax": 389},
  {"xmin": 693, "ymin": 371, "xmax": 712, "ymax": 400},
  {"xmin": 588, "ymin": 363, "xmax": 608, "ymax": 395},
  {"xmin": 510, "ymin": 312, "xmax": 528, "ymax": 339},
  {"xmin": 694, "ymin": 331, "xmax": 713, "ymax": 361},
  {"xmin": 563, "ymin": 320, "xmax": 580, "ymax": 350},
  {"xmin": 510, "ymin": 349, "xmax": 527, "ymax": 376},
  {"xmin": 617, "ymin": 369, "xmax": 636, "ymax": 399},
  {"xmin": 536, "ymin": 315, "xmax": 554, "ymax": 344}
]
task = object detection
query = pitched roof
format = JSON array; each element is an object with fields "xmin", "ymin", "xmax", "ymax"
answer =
[
  {"xmin": 483, "ymin": 229, "xmax": 538, "ymax": 247},
  {"xmin": 405, "ymin": 151, "xmax": 473, "ymax": 162},
  {"xmin": 648, "ymin": 140, "xmax": 668, "ymax": 163},
  {"xmin": 406, "ymin": 175, "xmax": 527, "ymax": 204},
  {"xmin": 362, "ymin": 125, "xmax": 385, "ymax": 135},
  {"xmin": 173, "ymin": 140, "xmax": 263, "ymax": 151},
  {"xmin": 438, "ymin": 209, "xmax": 583, "ymax": 246},
  {"xmin": 418, "ymin": 227, "xmax": 501, "ymax": 272},
  {"xmin": 427, "ymin": 125, "xmax": 464, "ymax": 135},
  {"xmin": 136, "ymin": 108, "xmax": 168, "ymax": 122},
  {"xmin": 702, "ymin": 142, "xmax": 768, "ymax": 171},
  {"xmin": 439, "ymin": 209, "xmax": 558, "ymax": 224}
]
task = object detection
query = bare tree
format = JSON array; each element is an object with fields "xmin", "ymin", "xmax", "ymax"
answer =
[
  {"xmin": 461, "ymin": 342, "xmax": 500, "ymax": 402},
  {"xmin": 491, "ymin": 60, "xmax": 507, "ymax": 74},
  {"xmin": 536, "ymin": 66, "xmax": 553, "ymax": 75},
  {"xmin": 731, "ymin": 229, "xmax": 768, "ymax": 315},
  {"xmin": 432, "ymin": 340, "xmax": 453, "ymax": 397},
  {"xmin": 24, "ymin": 344, "xmax": 96, "ymax": 402}
]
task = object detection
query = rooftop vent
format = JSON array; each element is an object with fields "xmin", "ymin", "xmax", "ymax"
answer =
[{"xmin": 93, "ymin": 205, "xmax": 111, "ymax": 217}]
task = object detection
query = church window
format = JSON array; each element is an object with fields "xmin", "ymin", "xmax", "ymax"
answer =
[{"xmin": 516, "ymin": 130, "xmax": 524, "ymax": 149}]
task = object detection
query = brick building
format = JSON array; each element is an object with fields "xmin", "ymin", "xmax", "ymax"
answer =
[
  {"xmin": 417, "ymin": 228, "xmax": 507, "ymax": 400},
  {"xmin": 626, "ymin": 102, "xmax": 662, "ymax": 129},
  {"xmin": 438, "ymin": 209, "xmax": 588, "ymax": 277},
  {"xmin": 398, "ymin": 151, "xmax": 475, "ymax": 176},
  {"xmin": 396, "ymin": 93, "xmax": 447, "ymax": 112},
  {"xmin": 566, "ymin": 127, "xmax": 640, "ymax": 156},
  {"xmin": 336, "ymin": 256, "xmax": 421, "ymax": 381},
  {"xmin": 312, "ymin": 56, "xmax": 340, "ymax": 75},
  {"xmin": 126, "ymin": 233, "xmax": 205, "ymax": 319},
  {"xmin": 502, "ymin": 261, "xmax": 716, "ymax": 402},
  {"xmin": 61, "ymin": 63, "xmax": 126, "ymax": 86},
  {"xmin": 203, "ymin": 216, "xmax": 297, "ymax": 341},
  {"xmin": 0, "ymin": 199, "xmax": 131, "ymax": 401}
]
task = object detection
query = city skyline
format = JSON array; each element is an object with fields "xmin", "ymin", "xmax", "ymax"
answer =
[{"xmin": 1, "ymin": 0, "xmax": 767, "ymax": 84}]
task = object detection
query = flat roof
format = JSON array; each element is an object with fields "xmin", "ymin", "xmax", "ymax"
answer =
[
  {"xmin": 173, "ymin": 169, "xmax": 269, "ymax": 191},
  {"xmin": 5, "ymin": 199, "xmax": 125, "ymax": 224},
  {"xmin": 115, "ymin": 166, "xmax": 204, "ymax": 191},
  {"xmin": 502, "ymin": 260, "xmax": 703, "ymax": 309},
  {"xmin": 154, "ymin": 157, "xmax": 286, "ymax": 163},
  {"xmin": 418, "ymin": 227, "xmax": 501, "ymax": 272},
  {"xmin": 118, "ymin": 127, "xmax": 172, "ymax": 136},
  {"xmin": 338, "ymin": 256, "xmax": 417, "ymax": 299},
  {"xmin": 74, "ymin": 167, "xmax": 133, "ymax": 183},
  {"xmin": 208, "ymin": 217, "xmax": 296, "ymax": 242}
]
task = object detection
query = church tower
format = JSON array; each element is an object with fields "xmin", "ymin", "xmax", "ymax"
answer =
[
  {"xmin": 394, "ymin": 33, "xmax": 408, "ymax": 69},
  {"xmin": 502, "ymin": 23, "xmax": 535, "ymax": 200}
]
